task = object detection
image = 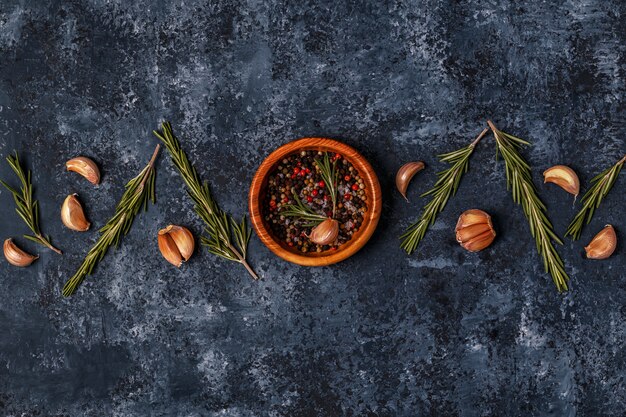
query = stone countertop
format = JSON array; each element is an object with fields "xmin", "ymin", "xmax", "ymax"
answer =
[{"xmin": 0, "ymin": 1, "xmax": 624, "ymax": 416}]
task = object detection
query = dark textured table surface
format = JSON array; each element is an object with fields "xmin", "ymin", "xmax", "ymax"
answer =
[{"xmin": 1, "ymin": 1, "xmax": 624, "ymax": 416}]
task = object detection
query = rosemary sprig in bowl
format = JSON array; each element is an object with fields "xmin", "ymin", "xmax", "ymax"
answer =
[
  {"xmin": 281, "ymin": 187, "xmax": 327, "ymax": 227},
  {"xmin": 1, "ymin": 151, "xmax": 62, "ymax": 254},
  {"xmin": 62, "ymin": 145, "xmax": 160, "ymax": 296},
  {"xmin": 565, "ymin": 154, "xmax": 625, "ymax": 240},
  {"xmin": 153, "ymin": 122, "xmax": 258, "ymax": 280},
  {"xmin": 400, "ymin": 128, "xmax": 488, "ymax": 254},
  {"xmin": 487, "ymin": 120, "xmax": 569, "ymax": 292}
]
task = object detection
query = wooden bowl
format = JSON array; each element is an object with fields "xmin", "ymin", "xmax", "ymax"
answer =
[{"xmin": 249, "ymin": 138, "xmax": 382, "ymax": 266}]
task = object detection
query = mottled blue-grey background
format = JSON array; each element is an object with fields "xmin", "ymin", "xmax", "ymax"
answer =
[{"xmin": 0, "ymin": 1, "xmax": 624, "ymax": 416}]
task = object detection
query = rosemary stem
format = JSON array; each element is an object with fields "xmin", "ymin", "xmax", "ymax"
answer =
[
  {"xmin": 37, "ymin": 234, "xmax": 62, "ymax": 254},
  {"xmin": 228, "ymin": 242, "xmax": 259, "ymax": 280},
  {"xmin": 471, "ymin": 127, "xmax": 489, "ymax": 147}
]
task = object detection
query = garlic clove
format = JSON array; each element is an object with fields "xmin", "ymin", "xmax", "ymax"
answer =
[
  {"xmin": 162, "ymin": 225, "xmax": 194, "ymax": 261},
  {"xmin": 455, "ymin": 209, "xmax": 496, "ymax": 252},
  {"xmin": 585, "ymin": 224, "xmax": 617, "ymax": 260},
  {"xmin": 158, "ymin": 225, "xmax": 195, "ymax": 267},
  {"xmin": 66, "ymin": 157, "xmax": 101, "ymax": 185},
  {"xmin": 61, "ymin": 194, "xmax": 91, "ymax": 231},
  {"xmin": 396, "ymin": 161, "xmax": 425, "ymax": 201},
  {"xmin": 543, "ymin": 165, "xmax": 579, "ymax": 197},
  {"xmin": 308, "ymin": 218, "xmax": 339, "ymax": 246},
  {"xmin": 3, "ymin": 238, "xmax": 38, "ymax": 267}
]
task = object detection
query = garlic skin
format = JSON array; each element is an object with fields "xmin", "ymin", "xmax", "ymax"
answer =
[
  {"xmin": 158, "ymin": 225, "xmax": 195, "ymax": 267},
  {"xmin": 3, "ymin": 238, "xmax": 38, "ymax": 267},
  {"xmin": 308, "ymin": 218, "xmax": 339, "ymax": 246},
  {"xmin": 543, "ymin": 165, "xmax": 579, "ymax": 197},
  {"xmin": 61, "ymin": 194, "xmax": 91, "ymax": 231},
  {"xmin": 455, "ymin": 209, "xmax": 496, "ymax": 252},
  {"xmin": 585, "ymin": 225, "xmax": 617, "ymax": 260},
  {"xmin": 396, "ymin": 161, "xmax": 425, "ymax": 201},
  {"xmin": 66, "ymin": 157, "xmax": 101, "ymax": 185}
]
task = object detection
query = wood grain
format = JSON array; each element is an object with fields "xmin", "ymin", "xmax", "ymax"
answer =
[{"xmin": 249, "ymin": 138, "xmax": 382, "ymax": 266}]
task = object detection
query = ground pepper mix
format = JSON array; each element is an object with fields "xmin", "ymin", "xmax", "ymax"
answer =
[{"xmin": 263, "ymin": 151, "xmax": 368, "ymax": 253}]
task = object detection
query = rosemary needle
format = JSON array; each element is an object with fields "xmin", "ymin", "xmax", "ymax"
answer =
[
  {"xmin": 1, "ymin": 151, "xmax": 62, "ymax": 254},
  {"xmin": 153, "ymin": 122, "xmax": 259, "ymax": 280},
  {"xmin": 400, "ymin": 128, "xmax": 488, "ymax": 254},
  {"xmin": 62, "ymin": 145, "xmax": 160, "ymax": 296}
]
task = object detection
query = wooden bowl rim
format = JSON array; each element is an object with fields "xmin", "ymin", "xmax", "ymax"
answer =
[{"xmin": 249, "ymin": 137, "xmax": 382, "ymax": 266}]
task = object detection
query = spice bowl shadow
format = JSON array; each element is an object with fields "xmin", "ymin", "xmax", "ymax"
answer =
[{"xmin": 249, "ymin": 138, "xmax": 382, "ymax": 266}]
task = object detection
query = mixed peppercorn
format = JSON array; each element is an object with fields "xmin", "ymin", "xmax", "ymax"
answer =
[{"xmin": 263, "ymin": 151, "xmax": 367, "ymax": 253}]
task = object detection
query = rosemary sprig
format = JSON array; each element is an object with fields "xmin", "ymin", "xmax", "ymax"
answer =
[
  {"xmin": 152, "ymin": 122, "xmax": 259, "ymax": 280},
  {"xmin": 400, "ymin": 128, "xmax": 488, "ymax": 254},
  {"xmin": 488, "ymin": 120, "xmax": 569, "ymax": 292},
  {"xmin": 315, "ymin": 153, "xmax": 339, "ymax": 217},
  {"xmin": 1, "ymin": 151, "xmax": 62, "ymax": 254},
  {"xmin": 565, "ymin": 154, "xmax": 625, "ymax": 240},
  {"xmin": 282, "ymin": 187, "xmax": 327, "ymax": 227},
  {"xmin": 62, "ymin": 145, "xmax": 160, "ymax": 296}
]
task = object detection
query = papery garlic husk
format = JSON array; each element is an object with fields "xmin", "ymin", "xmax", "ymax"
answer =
[
  {"xmin": 3, "ymin": 238, "xmax": 38, "ymax": 267},
  {"xmin": 158, "ymin": 225, "xmax": 195, "ymax": 267},
  {"xmin": 396, "ymin": 161, "xmax": 425, "ymax": 201},
  {"xmin": 61, "ymin": 194, "xmax": 91, "ymax": 231},
  {"xmin": 585, "ymin": 224, "xmax": 617, "ymax": 260},
  {"xmin": 66, "ymin": 156, "xmax": 101, "ymax": 185},
  {"xmin": 455, "ymin": 209, "xmax": 496, "ymax": 252},
  {"xmin": 309, "ymin": 218, "xmax": 339, "ymax": 246},
  {"xmin": 543, "ymin": 165, "xmax": 579, "ymax": 197}
]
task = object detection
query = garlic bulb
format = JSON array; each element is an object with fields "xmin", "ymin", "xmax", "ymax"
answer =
[
  {"xmin": 455, "ymin": 209, "xmax": 496, "ymax": 252},
  {"xmin": 158, "ymin": 225, "xmax": 195, "ymax": 267}
]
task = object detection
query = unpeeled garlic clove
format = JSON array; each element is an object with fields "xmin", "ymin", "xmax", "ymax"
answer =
[
  {"xmin": 396, "ymin": 161, "xmax": 425, "ymax": 201},
  {"xmin": 585, "ymin": 225, "xmax": 617, "ymax": 260},
  {"xmin": 66, "ymin": 157, "xmax": 100, "ymax": 185},
  {"xmin": 158, "ymin": 225, "xmax": 195, "ymax": 267},
  {"xmin": 61, "ymin": 194, "xmax": 90, "ymax": 231},
  {"xmin": 543, "ymin": 165, "xmax": 579, "ymax": 197},
  {"xmin": 455, "ymin": 209, "xmax": 496, "ymax": 252},
  {"xmin": 3, "ymin": 238, "xmax": 38, "ymax": 267},
  {"xmin": 308, "ymin": 218, "xmax": 339, "ymax": 246}
]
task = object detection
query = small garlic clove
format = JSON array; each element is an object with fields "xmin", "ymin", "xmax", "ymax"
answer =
[
  {"xmin": 163, "ymin": 225, "xmax": 195, "ymax": 261},
  {"xmin": 309, "ymin": 218, "xmax": 339, "ymax": 246},
  {"xmin": 61, "ymin": 194, "xmax": 91, "ymax": 231},
  {"xmin": 396, "ymin": 161, "xmax": 425, "ymax": 201},
  {"xmin": 543, "ymin": 165, "xmax": 579, "ymax": 197},
  {"xmin": 455, "ymin": 209, "xmax": 496, "ymax": 252},
  {"xmin": 585, "ymin": 224, "xmax": 617, "ymax": 260},
  {"xmin": 158, "ymin": 225, "xmax": 195, "ymax": 267},
  {"xmin": 3, "ymin": 238, "xmax": 38, "ymax": 267},
  {"xmin": 66, "ymin": 156, "xmax": 101, "ymax": 185}
]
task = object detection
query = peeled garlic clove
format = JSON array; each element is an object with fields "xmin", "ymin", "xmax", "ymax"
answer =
[
  {"xmin": 158, "ymin": 225, "xmax": 195, "ymax": 267},
  {"xmin": 396, "ymin": 161, "xmax": 425, "ymax": 201},
  {"xmin": 455, "ymin": 209, "xmax": 496, "ymax": 252},
  {"xmin": 585, "ymin": 224, "xmax": 617, "ymax": 260},
  {"xmin": 66, "ymin": 157, "xmax": 101, "ymax": 185},
  {"xmin": 3, "ymin": 238, "xmax": 38, "ymax": 267},
  {"xmin": 543, "ymin": 165, "xmax": 579, "ymax": 197},
  {"xmin": 309, "ymin": 218, "xmax": 339, "ymax": 246},
  {"xmin": 61, "ymin": 194, "xmax": 91, "ymax": 231}
]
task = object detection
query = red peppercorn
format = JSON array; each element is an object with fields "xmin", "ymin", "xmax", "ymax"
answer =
[
  {"xmin": 324, "ymin": 195, "xmax": 330, "ymax": 201},
  {"xmin": 269, "ymin": 200, "xmax": 277, "ymax": 208},
  {"xmin": 335, "ymin": 153, "xmax": 341, "ymax": 160},
  {"xmin": 351, "ymin": 183, "xmax": 359, "ymax": 191},
  {"xmin": 283, "ymin": 197, "xmax": 289, "ymax": 203},
  {"xmin": 291, "ymin": 174, "xmax": 296, "ymax": 179},
  {"xmin": 305, "ymin": 168, "xmax": 311, "ymax": 174},
  {"xmin": 299, "ymin": 170, "xmax": 305, "ymax": 176},
  {"xmin": 344, "ymin": 175, "xmax": 351, "ymax": 181},
  {"xmin": 311, "ymin": 189, "xmax": 318, "ymax": 196},
  {"xmin": 344, "ymin": 194, "xmax": 351, "ymax": 200},
  {"xmin": 318, "ymin": 181, "xmax": 325, "ymax": 187},
  {"xmin": 288, "ymin": 241, "xmax": 294, "ymax": 247},
  {"xmin": 293, "ymin": 167, "xmax": 300, "ymax": 174},
  {"xmin": 297, "ymin": 161, "xmax": 302, "ymax": 167},
  {"xmin": 307, "ymin": 196, "xmax": 313, "ymax": 203}
]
